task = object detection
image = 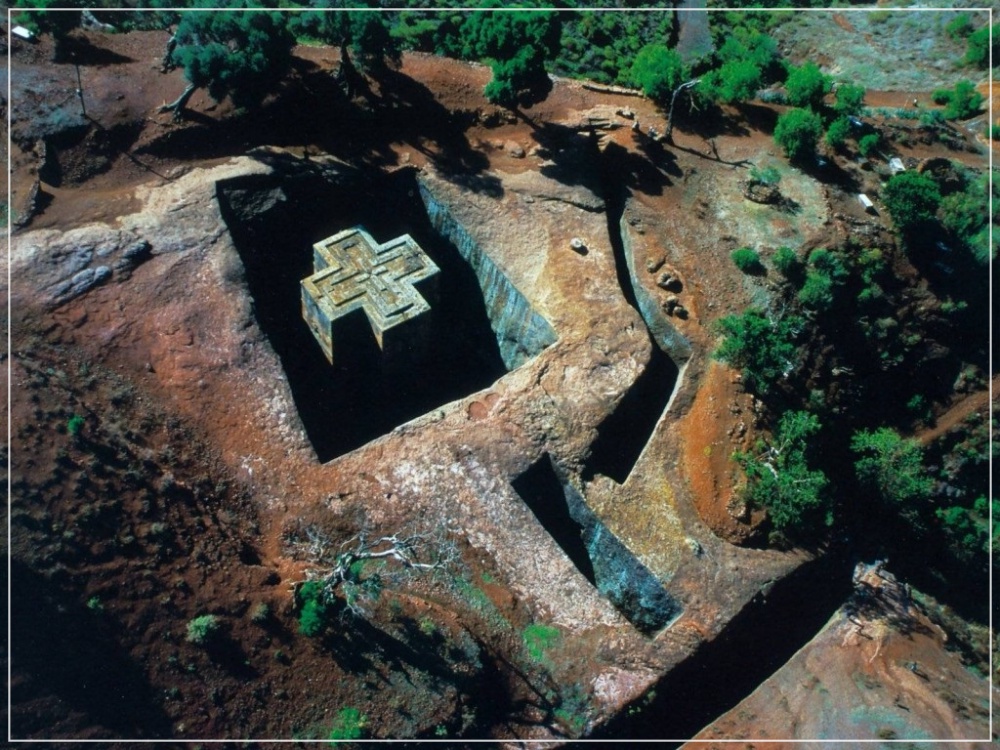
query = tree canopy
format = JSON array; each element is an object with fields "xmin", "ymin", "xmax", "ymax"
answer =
[
  {"xmin": 851, "ymin": 427, "xmax": 934, "ymax": 510},
  {"xmin": 784, "ymin": 62, "xmax": 831, "ymax": 109},
  {"xmin": 292, "ymin": 2, "xmax": 401, "ymax": 74},
  {"xmin": 734, "ymin": 410, "xmax": 831, "ymax": 536},
  {"xmin": 454, "ymin": 11, "xmax": 561, "ymax": 107},
  {"xmin": 713, "ymin": 308, "xmax": 802, "ymax": 395},
  {"xmin": 170, "ymin": 1, "xmax": 295, "ymax": 110},
  {"xmin": 773, "ymin": 107, "xmax": 823, "ymax": 162},
  {"xmin": 881, "ymin": 171, "xmax": 941, "ymax": 233},
  {"xmin": 833, "ymin": 83, "xmax": 865, "ymax": 115},
  {"xmin": 629, "ymin": 44, "xmax": 685, "ymax": 104}
]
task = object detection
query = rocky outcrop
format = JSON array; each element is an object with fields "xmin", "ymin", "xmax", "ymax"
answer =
[{"xmin": 684, "ymin": 564, "xmax": 994, "ymax": 745}]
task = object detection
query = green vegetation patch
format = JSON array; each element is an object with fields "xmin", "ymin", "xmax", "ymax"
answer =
[{"xmin": 523, "ymin": 623, "xmax": 560, "ymax": 662}]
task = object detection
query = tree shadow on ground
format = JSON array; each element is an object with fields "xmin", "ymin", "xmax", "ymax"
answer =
[
  {"xmin": 602, "ymin": 140, "xmax": 677, "ymax": 197},
  {"xmin": 10, "ymin": 561, "xmax": 172, "ymax": 738},
  {"xmin": 64, "ymin": 33, "xmax": 135, "ymax": 66},
  {"xmin": 368, "ymin": 66, "xmax": 500, "ymax": 194}
]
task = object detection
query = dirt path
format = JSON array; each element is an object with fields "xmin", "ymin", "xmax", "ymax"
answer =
[{"xmin": 917, "ymin": 377, "xmax": 995, "ymax": 446}]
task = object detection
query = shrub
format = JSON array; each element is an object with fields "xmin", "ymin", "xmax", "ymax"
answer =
[
  {"xmin": 67, "ymin": 414, "xmax": 85, "ymax": 437},
  {"xmin": 931, "ymin": 80, "xmax": 984, "ymax": 120},
  {"xmin": 784, "ymin": 62, "xmax": 832, "ymax": 109},
  {"xmin": 297, "ymin": 580, "xmax": 332, "ymax": 637},
  {"xmin": 882, "ymin": 171, "xmax": 941, "ymax": 233},
  {"xmin": 523, "ymin": 623, "xmax": 560, "ymax": 662},
  {"xmin": 250, "ymin": 602, "xmax": 270, "ymax": 625},
  {"xmin": 328, "ymin": 707, "xmax": 367, "ymax": 741},
  {"xmin": 713, "ymin": 308, "xmax": 802, "ymax": 395},
  {"xmin": 734, "ymin": 410, "xmax": 830, "ymax": 535},
  {"xmin": 857, "ymin": 133, "xmax": 880, "ymax": 157},
  {"xmin": 749, "ymin": 165, "xmax": 781, "ymax": 186},
  {"xmin": 772, "ymin": 246, "xmax": 800, "ymax": 278},
  {"xmin": 731, "ymin": 247, "xmax": 763, "ymax": 274},
  {"xmin": 825, "ymin": 116, "xmax": 850, "ymax": 149},
  {"xmin": 186, "ymin": 614, "xmax": 222, "ymax": 645},
  {"xmin": 945, "ymin": 13, "xmax": 973, "ymax": 40},
  {"xmin": 773, "ymin": 107, "xmax": 823, "ymax": 162}
]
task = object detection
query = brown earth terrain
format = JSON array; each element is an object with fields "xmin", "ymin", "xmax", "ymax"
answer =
[{"xmin": 5, "ymin": 19, "xmax": 994, "ymax": 745}]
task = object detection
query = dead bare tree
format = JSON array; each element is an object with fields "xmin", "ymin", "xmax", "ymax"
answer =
[
  {"xmin": 288, "ymin": 524, "xmax": 458, "ymax": 618},
  {"xmin": 664, "ymin": 78, "xmax": 700, "ymax": 144}
]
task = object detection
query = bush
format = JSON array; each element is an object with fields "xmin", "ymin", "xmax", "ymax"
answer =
[
  {"xmin": 629, "ymin": 44, "xmax": 685, "ymax": 104},
  {"xmin": 882, "ymin": 171, "xmax": 941, "ymax": 233},
  {"xmin": 186, "ymin": 614, "xmax": 222, "ymax": 645},
  {"xmin": 825, "ymin": 116, "xmax": 850, "ymax": 149},
  {"xmin": 772, "ymin": 246, "xmax": 800, "ymax": 278},
  {"xmin": 713, "ymin": 308, "xmax": 802, "ymax": 395},
  {"xmin": 749, "ymin": 165, "xmax": 781, "ymax": 186},
  {"xmin": 731, "ymin": 247, "xmax": 763, "ymax": 274},
  {"xmin": 931, "ymin": 80, "xmax": 984, "ymax": 120},
  {"xmin": 834, "ymin": 84, "xmax": 865, "ymax": 115},
  {"xmin": 945, "ymin": 13, "xmax": 973, "ymax": 40},
  {"xmin": 328, "ymin": 707, "xmax": 367, "ymax": 741},
  {"xmin": 857, "ymin": 133, "xmax": 880, "ymax": 157},
  {"xmin": 784, "ymin": 62, "xmax": 832, "ymax": 109},
  {"xmin": 773, "ymin": 107, "xmax": 823, "ymax": 162},
  {"xmin": 734, "ymin": 410, "xmax": 830, "ymax": 535},
  {"xmin": 297, "ymin": 580, "xmax": 333, "ymax": 637},
  {"xmin": 67, "ymin": 414, "xmax": 85, "ymax": 438}
]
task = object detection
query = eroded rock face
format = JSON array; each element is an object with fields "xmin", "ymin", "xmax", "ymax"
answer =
[{"xmin": 685, "ymin": 564, "xmax": 994, "ymax": 745}]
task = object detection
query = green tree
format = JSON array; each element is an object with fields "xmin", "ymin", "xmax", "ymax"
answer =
[
  {"xmin": 12, "ymin": 0, "xmax": 83, "ymax": 53},
  {"xmin": 825, "ymin": 115, "xmax": 850, "ymax": 148},
  {"xmin": 731, "ymin": 247, "xmax": 763, "ymax": 274},
  {"xmin": 734, "ymin": 410, "xmax": 830, "ymax": 535},
  {"xmin": 457, "ymin": 11, "xmax": 561, "ymax": 107},
  {"xmin": 713, "ymin": 308, "xmax": 802, "ymax": 395},
  {"xmin": 784, "ymin": 62, "xmax": 831, "ymax": 109},
  {"xmin": 292, "ymin": 2, "xmax": 400, "ymax": 95},
  {"xmin": 939, "ymin": 173, "xmax": 990, "ymax": 264},
  {"xmin": 931, "ymin": 80, "xmax": 984, "ymax": 120},
  {"xmin": 772, "ymin": 246, "xmax": 800, "ymax": 278},
  {"xmin": 162, "ymin": 1, "xmax": 295, "ymax": 118},
  {"xmin": 964, "ymin": 23, "xmax": 998, "ymax": 68},
  {"xmin": 882, "ymin": 171, "xmax": 941, "ymax": 233},
  {"xmin": 696, "ymin": 29, "xmax": 779, "ymax": 108},
  {"xmin": 773, "ymin": 107, "xmax": 823, "ymax": 162},
  {"xmin": 709, "ymin": 58, "xmax": 764, "ymax": 104},
  {"xmin": 629, "ymin": 44, "xmax": 685, "ymax": 104},
  {"xmin": 851, "ymin": 427, "xmax": 935, "ymax": 509},
  {"xmin": 833, "ymin": 83, "xmax": 865, "ymax": 115},
  {"xmin": 858, "ymin": 132, "xmax": 880, "ymax": 157}
]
